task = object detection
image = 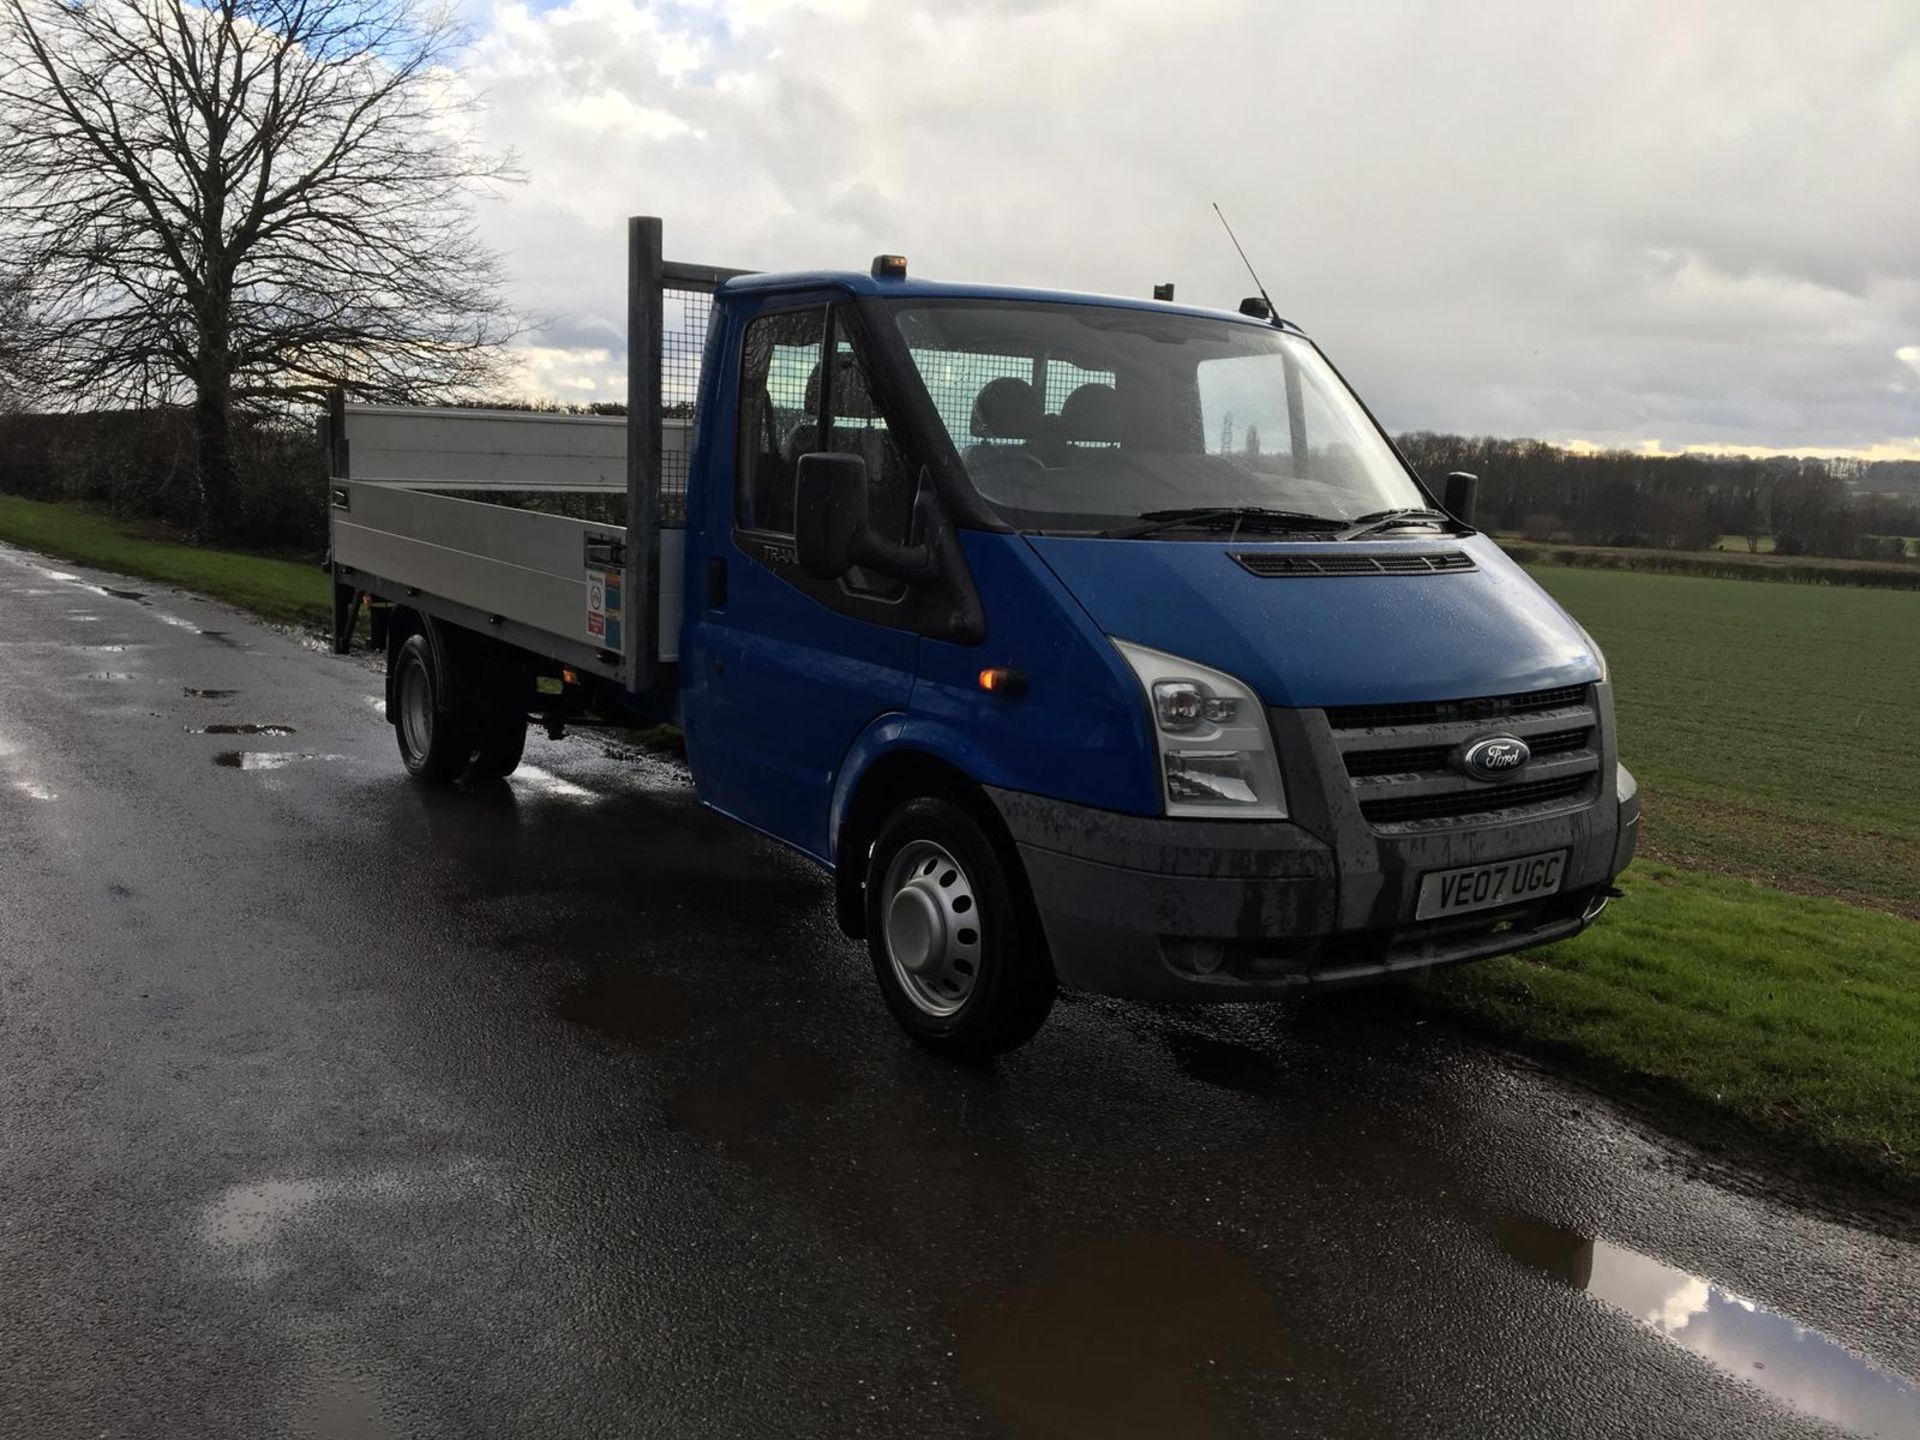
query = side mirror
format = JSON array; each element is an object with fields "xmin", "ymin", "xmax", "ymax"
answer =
[
  {"xmin": 1443, "ymin": 471, "xmax": 1479, "ymax": 526},
  {"xmin": 795, "ymin": 452, "xmax": 870, "ymax": 580}
]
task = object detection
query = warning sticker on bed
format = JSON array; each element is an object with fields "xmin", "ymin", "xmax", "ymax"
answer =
[{"xmin": 586, "ymin": 567, "xmax": 623, "ymax": 651}]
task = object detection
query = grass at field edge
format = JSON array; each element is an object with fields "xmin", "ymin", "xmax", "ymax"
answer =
[
  {"xmin": 0, "ymin": 494, "xmax": 330, "ymax": 630},
  {"xmin": 4, "ymin": 496, "xmax": 1914, "ymax": 1193},
  {"xmin": 1414, "ymin": 861, "xmax": 1917, "ymax": 1194}
]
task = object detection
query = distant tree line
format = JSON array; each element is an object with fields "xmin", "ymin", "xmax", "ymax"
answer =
[{"xmin": 1398, "ymin": 434, "xmax": 1920, "ymax": 560}]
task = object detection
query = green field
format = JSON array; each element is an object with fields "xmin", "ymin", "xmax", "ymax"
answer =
[
  {"xmin": 1532, "ymin": 565, "xmax": 1920, "ymax": 918},
  {"xmin": 0, "ymin": 494, "xmax": 330, "ymax": 628}
]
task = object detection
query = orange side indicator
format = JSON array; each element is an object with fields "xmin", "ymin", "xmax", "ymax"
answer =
[{"xmin": 977, "ymin": 667, "xmax": 1027, "ymax": 697}]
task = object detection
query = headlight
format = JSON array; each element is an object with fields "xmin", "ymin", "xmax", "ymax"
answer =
[
  {"xmin": 1575, "ymin": 622, "xmax": 1609, "ymax": 683},
  {"xmin": 1112, "ymin": 639, "xmax": 1287, "ymax": 819}
]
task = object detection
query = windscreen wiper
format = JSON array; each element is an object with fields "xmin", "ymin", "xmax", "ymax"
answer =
[
  {"xmin": 1108, "ymin": 506, "xmax": 1350, "ymax": 539},
  {"xmin": 1339, "ymin": 507, "xmax": 1455, "ymax": 540}
]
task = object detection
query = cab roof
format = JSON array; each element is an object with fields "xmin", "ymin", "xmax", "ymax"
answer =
[{"xmin": 718, "ymin": 269, "xmax": 1306, "ymax": 337}]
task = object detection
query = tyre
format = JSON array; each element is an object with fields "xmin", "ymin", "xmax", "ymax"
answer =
[
  {"xmin": 467, "ymin": 709, "xmax": 527, "ymax": 780},
  {"xmin": 392, "ymin": 633, "xmax": 470, "ymax": 782},
  {"xmin": 865, "ymin": 797, "xmax": 1056, "ymax": 1059}
]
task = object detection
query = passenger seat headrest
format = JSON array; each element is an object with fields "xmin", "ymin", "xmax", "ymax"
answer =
[
  {"xmin": 1058, "ymin": 383, "xmax": 1125, "ymax": 444},
  {"xmin": 970, "ymin": 376, "xmax": 1042, "ymax": 440}
]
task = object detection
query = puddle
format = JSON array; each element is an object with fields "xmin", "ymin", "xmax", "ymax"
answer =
[
  {"xmin": 37, "ymin": 568, "xmax": 83, "ymax": 582},
  {"xmin": 87, "ymin": 672, "xmax": 136, "ymax": 682},
  {"xmin": 213, "ymin": 751, "xmax": 344, "ymax": 771},
  {"xmin": 199, "ymin": 630, "xmax": 237, "ymax": 646},
  {"xmin": 79, "ymin": 644, "xmax": 137, "ymax": 653},
  {"xmin": 959, "ymin": 1230, "xmax": 1294, "ymax": 1439},
  {"xmin": 184, "ymin": 687, "xmax": 239, "ymax": 699},
  {"xmin": 12, "ymin": 780, "xmax": 58, "ymax": 801},
  {"xmin": 555, "ymin": 969, "xmax": 692, "ymax": 1045},
  {"xmin": 1167, "ymin": 1031, "xmax": 1284, "ymax": 1094},
  {"xmin": 1498, "ymin": 1217, "xmax": 1920, "ymax": 1437},
  {"xmin": 665, "ymin": 1042, "xmax": 839, "ymax": 1150},
  {"xmin": 190, "ymin": 723, "xmax": 295, "ymax": 736},
  {"xmin": 155, "ymin": 612, "xmax": 203, "ymax": 632},
  {"xmin": 101, "ymin": 587, "xmax": 146, "ymax": 601}
]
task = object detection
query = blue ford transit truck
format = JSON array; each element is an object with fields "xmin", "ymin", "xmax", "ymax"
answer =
[{"xmin": 326, "ymin": 217, "xmax": 1637, "ymax": 1057}]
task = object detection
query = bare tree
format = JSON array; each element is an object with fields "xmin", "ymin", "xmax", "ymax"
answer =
[
  {"xmin": 0, "ymin": 268, "xmax": 33, "ymax": 416},
  {"xmin": 0, "ymin": 0, "xmax": 519, "ymax": 538}
]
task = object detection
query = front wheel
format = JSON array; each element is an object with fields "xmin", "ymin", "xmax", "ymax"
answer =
[{"xmin": 866, "ymin": 797, "xmax": 1055, "ymax": 1060}]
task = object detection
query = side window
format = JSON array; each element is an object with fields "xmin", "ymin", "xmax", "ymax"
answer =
[
  {"xmin": 737, "ymin": 306, "xmax": 826, "ymax": 535},
  {"xmin": 823, "ymin": 332, "xmax": 915, "ymax": 547}
]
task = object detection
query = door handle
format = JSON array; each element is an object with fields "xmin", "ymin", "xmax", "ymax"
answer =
[{"xmin": 707, "ymin": 556, "xmax": 728, "ymax": 609}]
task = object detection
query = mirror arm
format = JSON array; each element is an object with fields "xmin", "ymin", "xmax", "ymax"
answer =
[{"xmin": 849, "ymin": 530, "xmax": 940, "ymax": 582}]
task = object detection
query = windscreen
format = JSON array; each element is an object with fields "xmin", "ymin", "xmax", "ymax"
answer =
[{"xmin": 890, "ymin": 300, "xmax": 1426, "ymax": 532}]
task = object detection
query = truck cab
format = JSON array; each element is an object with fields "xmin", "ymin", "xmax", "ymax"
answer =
[{"xmin": 328, "ymin": 221, "xmax": 1637, "ymax": 1058}]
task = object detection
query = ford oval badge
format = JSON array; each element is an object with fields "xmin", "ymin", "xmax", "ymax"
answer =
[{"xmin": 1461, "ymin": 735, "xmax": 1531, "ymax": 780}]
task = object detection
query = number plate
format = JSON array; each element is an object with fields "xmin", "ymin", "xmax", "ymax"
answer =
[{"xmin": 1416, "ymin": 850, "xmax": 1567, "ymax": 920}]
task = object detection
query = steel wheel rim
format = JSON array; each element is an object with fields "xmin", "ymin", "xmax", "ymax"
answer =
[
  {"xmin": 882, "ymin": 839, "xmax": 983, "ymax": 1018},
  {"xmin": 399, "ymin": 657, "xmax": 434, "ymax": 759}
]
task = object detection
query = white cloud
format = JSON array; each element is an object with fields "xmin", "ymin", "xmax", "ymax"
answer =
[{"xmin": 457, "ymin": 0, "xmax": 1920, "ymax": 454}]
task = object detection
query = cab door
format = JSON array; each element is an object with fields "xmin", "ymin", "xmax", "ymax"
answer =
[{"xmin": 691, "ymin": 298, "xmax": 922, "ymax": 860}]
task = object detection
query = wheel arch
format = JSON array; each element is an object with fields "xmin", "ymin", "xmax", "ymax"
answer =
[{"xmin": 830, "ymin": 720, "xmax": 1029, "ymax": 939}]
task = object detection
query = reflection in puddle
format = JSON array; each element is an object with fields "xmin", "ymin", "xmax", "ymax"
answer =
[
  {"xmin": 184, "ymin": 687, "xmax": 238, "ymax": 699},
  {"xmin": 213, "ymin": 751, "xmax": 345, "ymax": 771},
  {"xmin": 1499, "ymin": 1218, "xmax": 1920, "ymax": 1437},
  {"xmin": 960, "ymin": 1231, "xmax": 1291, "ymax": 1439},
  {"xmin": 511, "ymin": 764, "xmax": 598, "ymax": 805},
  {"xmin": 13, "ymin": 780, "xmax": 58, "ymax": 801},
  {"xmin": 190, "ymin": 723, "xmax": 295, "ymax": 736},
  {"xmin": 155, "ymin": 612, "xmax": 202, "ymax": 632},
  {"xmin": 101, "ymin": 587, "xmax": 147, "ymax": 601},
  {"xmin": 87, "ymin": 672, "xmax": 136, "ymax": 682}
]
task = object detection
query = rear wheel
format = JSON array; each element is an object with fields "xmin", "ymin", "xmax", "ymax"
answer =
[
  {"xmin": 392, "ymin": 633, "xmax": 470, "ymax": 782},
  {"xmin": 467, "ymin": 710, "xmax": 527, "ymax": 780},
  {"xmin": 866, "ymin": 797, "xmax": 1055, "ymax": 1059}
]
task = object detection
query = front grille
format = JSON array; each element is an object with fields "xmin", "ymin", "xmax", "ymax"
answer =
[
  {"xmin": 1326, "ymin": 685, "xmax": 1588, "ymax": 730},
  {"xmin": 1319, "ymin": 684, "xmax": 1602, "ymax": 830},
  {"xmin": 1233, "ymin": 550, "xmax": 1475, "ymax": 578},
  {"xmin": 1343, "ymin": 725, "xmax": 1591, "ymax": 778},
  {"xmin": 1359, "ymin": 774, "xmax": 1592, "ymax": 826}
]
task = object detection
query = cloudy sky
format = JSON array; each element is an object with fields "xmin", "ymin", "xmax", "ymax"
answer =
[{"xmin": 455, "ymin": 0, "xmax": 1920, "ymax": 458}]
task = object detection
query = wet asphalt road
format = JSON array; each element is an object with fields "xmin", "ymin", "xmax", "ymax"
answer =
[{"xmin": 1, "ymin": 541, "xmax": 1917, "ymax": 1440}]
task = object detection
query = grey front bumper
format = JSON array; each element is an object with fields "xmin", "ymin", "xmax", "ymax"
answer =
[{"xmin": 987, "ymin": 774, "xmax": 1638, "ymax": 1002}]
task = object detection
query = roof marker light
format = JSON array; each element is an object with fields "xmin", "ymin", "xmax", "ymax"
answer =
[{"xmin": 871, "ymin": 254, "xmax": 908, "ymax": 280}]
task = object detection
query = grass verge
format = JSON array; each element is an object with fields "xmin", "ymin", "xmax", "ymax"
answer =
[
  {"xmin": 1419, "ymin": 861, "xmax": 1918, "ymax": 1191},
  {"xmin": 0, "ymin": 494, "xmax": 330, "ymax": 629}
]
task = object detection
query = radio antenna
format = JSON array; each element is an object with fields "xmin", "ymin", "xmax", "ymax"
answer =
[{"xmin": 1213, "ymin": 202, "xmax": 1281, "ymax": 324}]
